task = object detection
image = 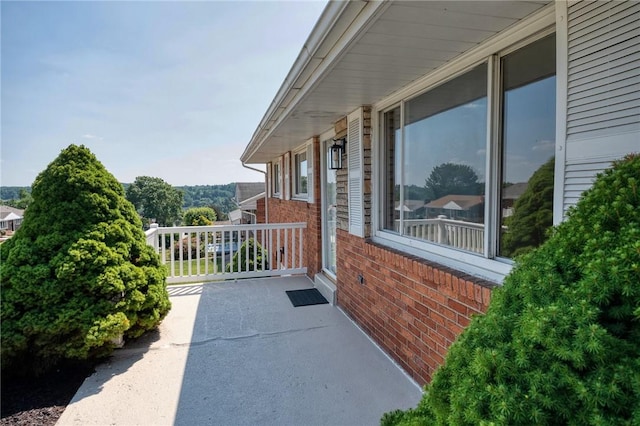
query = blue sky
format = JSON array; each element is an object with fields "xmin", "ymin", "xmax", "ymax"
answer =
[{"xmin": 1, "ymin": 0, "xmax": 327, "ymax": 186}]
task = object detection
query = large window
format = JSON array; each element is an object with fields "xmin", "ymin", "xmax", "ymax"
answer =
[{"xmin": 380, "ymin": 34, "xmax": 555, "ymax": 262}]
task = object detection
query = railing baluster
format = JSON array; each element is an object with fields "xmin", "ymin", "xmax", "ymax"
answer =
[{"xmin": 245, "ymin": 229, "xmax": 250, "ymax": 272}]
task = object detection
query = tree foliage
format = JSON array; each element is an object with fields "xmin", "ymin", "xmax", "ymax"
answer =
[
  {"xmin": 0, "ymin": 145, "xmax": 171, "ymax": 376},
  {"xmin": 383, "ymin": 154, "xmax": 640, "ymax": 425},
  {"xmin": 183, "ymin": 207, "xmax": 217, "ymax": 226},
  {"xmin": 501, "ymin": 157, "xmax": 555, "ymax": 257},
  {"xmin": 126, "ymin": 176, "xmax": 183, "ymax": 226},
  {"xmin": 226, "ymin": 238, "xmax": 268, "ymax": 273},
  {"xmin": 424, "ymin": 163, "xmax": 481, "ymax": 201}
]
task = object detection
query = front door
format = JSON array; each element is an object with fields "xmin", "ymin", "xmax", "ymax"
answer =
[{"xmin": 322, "ymin": 139, "xmax": 337, "ymax": 276}]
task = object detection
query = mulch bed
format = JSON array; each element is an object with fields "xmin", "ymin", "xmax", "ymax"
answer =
[{"xmin": 1, "ymin": 363, "xmax": 95, "ymax": 426}]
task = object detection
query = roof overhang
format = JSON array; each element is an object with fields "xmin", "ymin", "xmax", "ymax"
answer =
[{"xmin": 241, "ymin": 0, "xmax": 553, "ymax": 164}]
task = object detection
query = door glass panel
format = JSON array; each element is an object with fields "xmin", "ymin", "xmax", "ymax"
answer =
[{"xmin": 324, "ymin": 141, "xmax": 337, "ymax": 275}]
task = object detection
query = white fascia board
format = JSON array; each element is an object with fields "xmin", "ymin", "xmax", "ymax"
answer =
[{"xmin": 241, "ymin": 1, "xmax": 389, "ymax": 164}]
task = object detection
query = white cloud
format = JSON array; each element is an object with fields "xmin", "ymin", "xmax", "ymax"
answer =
[
  {"xmin": 81, "ymin": 134, "xmax": 103, "ymax": 141},
  {"xmin": 532, "ymin": 139, "xmax": 555, "ymax": 152}
]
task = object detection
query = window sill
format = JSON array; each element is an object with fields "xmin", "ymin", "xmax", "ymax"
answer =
[{"xmin": 372, "ymin": 231, "xmax": 512, "ymax": 284}]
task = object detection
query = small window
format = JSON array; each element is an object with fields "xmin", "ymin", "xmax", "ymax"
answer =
[
  {"xmin": 294, "ymin": 151, "xmax": 308, "ymax": 197},
  {"xmin": 273, "ymin": 162, "xmax": 281, "ymax": 195}
]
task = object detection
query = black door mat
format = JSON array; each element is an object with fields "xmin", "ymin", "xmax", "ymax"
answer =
[{"xmin": 286, "ymin": 288, "xmax": 329, "ymax": 307}]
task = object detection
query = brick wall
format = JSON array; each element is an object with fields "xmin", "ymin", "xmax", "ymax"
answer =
[
  {"xmin": 255, "ymin": 198, "xmax": 265, "ymax": 224},
  {"xmin": 336, "ymin": 229, "xmax": 496, "ymax": 386},
  {"xmin": 259, "ymin": 137, "xmax": 322, "ymax": 278}
]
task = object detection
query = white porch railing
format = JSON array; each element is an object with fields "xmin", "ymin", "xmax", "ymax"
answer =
[
  {"xmin": 145, "ymin": 222, "xmax": 307, "ymax": 284},
  {"xmin": 397, "ymin": 216, "xmax": 484, "ymax": 254}
]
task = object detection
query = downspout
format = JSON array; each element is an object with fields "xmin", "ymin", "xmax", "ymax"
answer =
[{"xmin": 241, "ymin": 162, "xmax": 268, "ymax": 224}]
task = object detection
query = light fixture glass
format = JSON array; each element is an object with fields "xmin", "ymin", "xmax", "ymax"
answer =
[{"xmin": 329, "ymin": 139, "xmax": 345, "ymax": 170}]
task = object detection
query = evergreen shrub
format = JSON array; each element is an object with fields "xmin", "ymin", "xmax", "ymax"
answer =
[
  {"xmin": 0, "ymin": 145, "xmax": 171, "ymax": 376},
  {"xmin": 227, "ymin": 238, "xmax": 268, "ymax": 273},
  {"xmin": 382, "ymin": 154, "xmax": 640, "ymax": 425}
]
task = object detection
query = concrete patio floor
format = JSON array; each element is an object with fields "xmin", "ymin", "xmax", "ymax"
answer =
[{"xmin": 57, "ymin": 276, "xmax": 422, "ymax": 425}]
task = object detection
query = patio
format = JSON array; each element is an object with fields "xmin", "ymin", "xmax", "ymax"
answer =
[{"xmin": 57, "ymin": 276, "xmax": 422, "ymax": 425}]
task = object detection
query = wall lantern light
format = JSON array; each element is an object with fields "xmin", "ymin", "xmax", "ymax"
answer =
[{"xmin": 329, "ymin": 138, "xmax": 346, "ymax": 170}]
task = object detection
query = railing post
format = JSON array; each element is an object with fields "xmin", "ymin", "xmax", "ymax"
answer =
[
  {"xmin": 145, "ymin": 223, "xmax": 160, "ymax": 252},
  {"xmin": 437, "ymin": 215, "xmax": 448, "ymax": 245}
]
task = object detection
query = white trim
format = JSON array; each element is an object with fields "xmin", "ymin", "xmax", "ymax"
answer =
[
  {"xmin": 307, "ymin": 141, "xmax": 315, "ymax": 204},
  {"xmin": 272, "ymin": 158, "xmax": 283, "ymax": 199},
  {"xmin": 266, "ymin": 162, "xmax": 272, "ymax": 198},
  {"xmin": 284, "ymin": 152, "xmax": 291, "ymax": 201},
  {"xmin": 292, "ymin": 141, "xmax": 311, "ymax": 201},
  {"xmin": 348, "ymin": 107, "xmax": 364, "ymax": 237},
  {"xmin": 372, "ymin": 231, "xmax": 511, "ymax": 284},
  {"xmin": 554, "ymin": 0, "xmax": 569, "ymax": 225},
  {"xmin": 486, "ymin": 54, "xmax": 500, "ymax": 259},
  {"xmin": 320, "ymin": 128, "xmax": 337, "ymax": 274}
]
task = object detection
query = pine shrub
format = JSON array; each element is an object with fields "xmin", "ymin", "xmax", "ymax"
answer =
[
  {"xmin": 383, "ymin": 154, "xmax": 640, "ymax": 425},
  {"xmin": 0, "ymin": 145, "xmax": 171, "ymax": 376},
  {"xmin": 226, "ymin": 238, "xmax": 268, "ymax": 273}
]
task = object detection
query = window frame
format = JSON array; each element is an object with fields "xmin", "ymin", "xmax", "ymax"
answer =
[
  {"xmin": 292, "ymin": 143, "xmax": 309, "ymax": 200},
  {"xmin": 272, "ymin": 159, "xmax": 281, "ymax": 198},
  {"xmin": 372, "ymin": 19, "xmax": 556, "ymax": 283}
]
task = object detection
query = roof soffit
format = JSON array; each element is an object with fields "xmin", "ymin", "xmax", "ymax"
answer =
[{"xmin": 243, "ymin": 1, "xmax": 553, "ymax": 164}]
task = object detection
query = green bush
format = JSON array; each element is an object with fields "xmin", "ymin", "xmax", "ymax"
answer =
[
  {"xmin": 0, "ymin": 145, "xmax": 171, "ymax": 376},
  {"xmin": 383, "ymin": 154, "xmax": 640, "ymax": 425},
  {"xmin": 501, "ymin": 157, "xmax": 555, "ymax": 258},
  {"xmin": 226, "ymin": 238, "xmax": 268, "ymax": 273},
  {"xmin": 173, "ymin": 235, "xmax": 206, "ymax": 261},
  {"xmin": 183, "ymin": 207, "xmax": 217, "ymax": 226}
]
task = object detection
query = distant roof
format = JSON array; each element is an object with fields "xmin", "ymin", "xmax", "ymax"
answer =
[
  {"xmin": 502, "ymin": 182, "xmax": 529, "ymax": 200},
  {"xmin": 425, "ymin": 195, "xmax": 484, "ymax": 210},
  {"xmin": 394, "ymin": 200, "xmax": 426, "ymax": 212},
  {"xmin": 0, "ymin": 205, "xmax": 24, "ymax": 220},
  {"xmin": 235, "ymin": 182, "xmax": 265, "ymax": 203}
]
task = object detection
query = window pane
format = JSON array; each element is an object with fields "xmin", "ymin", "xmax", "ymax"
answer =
[
  {"xmin": 273, "ymin": 163, "xmax": 280, "ymax": 194},
  {"xmin": 499, "ymin": 34, "xmax": 556, "ymax": 258},
  {"xmin": 403, "ymin": 64, "xmax": 487, "ymax": 254},
  {"xmin": 383, "ymin": 106, "xmax": 401, "ymax": 232},
  {"xmin": 296, "ymin": 152, "xmax": 307, "ymax": 194}
]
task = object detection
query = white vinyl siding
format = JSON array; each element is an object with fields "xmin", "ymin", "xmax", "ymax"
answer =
[
  {"xmin": 561, "ymin": 0, "xmax": 640, "ymax": 217},
  {"xmin": 567, "ymin": 1, "xmax": 640, "ymax": 138},
  {"xmin": 563, "ymin": 159, "xmax": 613, "ymax": 213},
  {"xmin": 348, "ymin": 108, "xmax": 364, "ymax": 237}
]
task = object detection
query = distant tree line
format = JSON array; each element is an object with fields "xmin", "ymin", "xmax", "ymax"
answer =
[
  {"xmin": 177, "ymin": 184, "xmax": 236, "ymax": 214},
  {"xmin": 1, "ymin": 183, "xmax": 238, "ymax": 221}
]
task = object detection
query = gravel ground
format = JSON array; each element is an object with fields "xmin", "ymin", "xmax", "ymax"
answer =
[{"xmin": 1, "ymin": 363, "xmax": 94, "ymax": 426}]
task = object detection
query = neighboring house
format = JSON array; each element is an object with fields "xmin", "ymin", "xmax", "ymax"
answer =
[
  {"xmin": 240, "ymin": 1, "xmax": 640, "ymax": 386},
  {"xmin": 425, "ymin": 194, "xmax": 484, "ymax": 222},
  {"xmin": 394, "ymin": 199, "xmax": 426, "ymax": 220},
  {"xmin": 501, "ymin": 182, "xmax": 529, "ymax": 217},
  {"xmin": 230, "ymin": 182, "xmax": 265, "ymax": 224},
  {"xmin": 0, "ymin": 205, "xmax": 24, "ymax": 233}
]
